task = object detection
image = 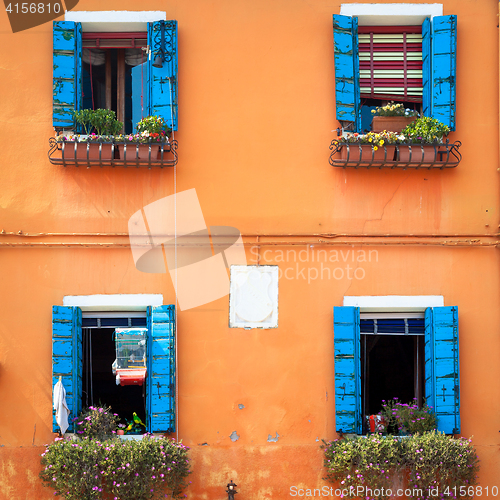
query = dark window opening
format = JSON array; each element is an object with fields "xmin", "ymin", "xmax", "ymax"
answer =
[
  {"xmin": 81, "ymin": 33, "xmax": 148, "ymax": 135},
  {"xmin": 82, "ymin": 316, "xmax": 147, "ymax": 429},
  {"xmin": 361, "ymin": 317, "xmax": 425, "ymax": 433}
]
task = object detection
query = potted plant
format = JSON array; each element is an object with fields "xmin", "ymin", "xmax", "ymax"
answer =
[
  {"xmin": 398, "ymin": 116, "xmax": 450, "ymax": 162},
  {"xmin": 371, "ymin": 101, "xmax": 419, "ymax": 133},
  {"xmin": 58, "ymin": 109, "xmax": 123, "ymax": 161},
  {"xmin": 128, "ymin": 115, "xmax": 171, "ymax": 160},
  {"xmin": 336, "ymin": 130, "xmax": 401, "ymax": 162}
]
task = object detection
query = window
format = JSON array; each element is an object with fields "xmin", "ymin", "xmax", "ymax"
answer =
[
  {"xmin": 52, "ymin": 304, "xmax": 176, "ymax": 433},
  {"xmin": 333, "ymin": 305, "xmax": 460, "ymax": 435},
  {"xmin": 332, "ymin": 13, "xmax": 456, "ymax": 132},
  {"xmin": 52, "ymin": 19, "xmax": 178, "ymax": 133}
]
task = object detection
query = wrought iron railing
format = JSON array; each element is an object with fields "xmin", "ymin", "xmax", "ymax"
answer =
[
  {"xmin": 329, "ymin": 140, "xmax": 462, "ymax": 169},
  {"xmin": 48, "ymin": 138, "xmax": 178, "ymax": 167}
]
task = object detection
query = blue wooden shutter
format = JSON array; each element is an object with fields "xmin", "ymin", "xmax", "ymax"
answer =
[
  {"xmin": 148, "ymin": 21, "xmax": 178, "ymax": 131},
  {"xmin": 334, "ymin": 306, "xmax": 361, "ymax": 434},
  {"xmin": 332, "ymin": 15, "xmax": 361, "ymax": 132},
  {"xmin": 430, "ymin": 15, "xmax": 457, "ymax": 130},
  {"xmin": 421, "ymin": 18, "xmax": 431, "ymax": 117},
  {"xmin": 53, "ymin": 21, "xmax": 82, "ymax": 129},
  {"xmin": 52, "ymin": 306, "xmax": 82, "ymax": 432},
  {"xmin": 424, "ymin": 306, "xmax": 460, "ymax": 434},
  {"xmin": 147, "ymin": 305, "xmax": 176, "ymax": 433}
]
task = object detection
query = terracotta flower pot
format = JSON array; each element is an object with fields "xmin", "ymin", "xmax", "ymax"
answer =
[
  {"xmin": 372, "ymin": 116, "xmax": 417, "ymax": 133},
  {"xmin": 340, "ymin": 144, "xmax": 396, "ymax": 162}
]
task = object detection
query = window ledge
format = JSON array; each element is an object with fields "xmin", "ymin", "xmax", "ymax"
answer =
[
  {"xmin": 329, "ymin": 140, "xmax": 461, "ymax": 169},
  {"xmin": 48, "ymin": 138, "xmax": 178, "ymax": 168}
]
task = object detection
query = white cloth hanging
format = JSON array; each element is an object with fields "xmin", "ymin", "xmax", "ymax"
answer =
[{"xmin": 53, "ymin": 379, "xmax": 70, "ymax": 435}]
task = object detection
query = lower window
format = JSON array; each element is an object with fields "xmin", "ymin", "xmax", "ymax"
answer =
[
  {"xmin": 52, "ymin": 304, "xmax": 176, "ymax": 434},
  {"xmin": 334, "ymin": 306, "xmax": 460, "ymax": 435}
]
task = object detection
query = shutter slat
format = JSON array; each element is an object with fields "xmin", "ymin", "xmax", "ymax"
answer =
[
  {"xmin": 147, "ymin": 305, "xmax": 176, "ymax": 433},
  {"xmin": 334, "ymin": 306, "xmax": 361, "ymax": 434},
  {"xmin": 431, "ymin": 15, "xmax": 457, "ymax": 130},
  {"xmin": 52, "ymin": 306, "xmax": 82, "ymax": 433},
  {"xmin": 333, "ymin": 15, "xmax": 361, "ymax": 130},
  {"xmin": 425, "ymin": 306, "xmax": 460, "ymax": 434},
  {"xmin": 53, "ymin": 21, "xmax": 81, "ymax": 129},
  {"xmin": 148, "ymin": 21, "xmax": 178, "ymax": 131}
]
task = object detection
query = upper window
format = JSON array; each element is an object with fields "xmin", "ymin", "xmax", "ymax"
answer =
[
  {"xmin": 52, "ymin": 19, "xmax": 178, "ymax": 133},
  {"xmin": 333, "ymin": 305, "xmax": 460, "ymax": 435},
  {"xmin": 332, "ymin": 14, "xmax": 456, "ymax": 132},
  {"xmin": 52, "ymin": 304, "xmax": 176, "ymax": 434}
]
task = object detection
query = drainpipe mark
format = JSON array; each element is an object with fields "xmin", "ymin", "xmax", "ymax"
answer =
[
  {"xmin": 238, "ymin": 404, "xmax": 245, "ymax": 409},
  {"xmin": 230, "ymin": 431, "xmax": 240, "ymax": 442},
  {"xmin": 267, "ymin": 432, "xmax": 280, "ymax": 442}
]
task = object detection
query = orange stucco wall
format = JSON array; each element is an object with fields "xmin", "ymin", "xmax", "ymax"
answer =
[{"xmin": 0, "ymin": 0, "xmax": 499, "ymax": 498}]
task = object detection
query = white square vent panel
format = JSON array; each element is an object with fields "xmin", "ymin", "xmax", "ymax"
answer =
[{"xmin": 229, "ymin": 265, "xmax": 278, "ymax": 329}]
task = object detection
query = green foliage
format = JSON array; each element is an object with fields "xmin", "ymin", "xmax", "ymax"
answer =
[
  {"xmin": 89, "ymin": 108, "xmax": 123, "ymax": 136},
  {"xmin": 380, "ymin": 398, "xmax": 437, "ymax": 435},
  {"xmin": 73, "ymin": 109, "xmax": 123, "ymax": 137},
  {"xmin": 371, "ymin": 101, "xmax": 419, "ymax": 117},
  {"xmin": 322, "ymin": 432, "xmax": 480, "ymax": 500},
  {"xmin": 402, "ymin": 116, "xmax": 450, "ymax": 143},
  {"xmin": 40, "ymin": 435, "xmax": 191, "ymax": 500},
  {"xmin": 73, "ymin": 109, "xmax": 93, "ymax": 135},
  {"xmin": 74, "ymin": 405, "xmax": 120, "ymax": 441}
]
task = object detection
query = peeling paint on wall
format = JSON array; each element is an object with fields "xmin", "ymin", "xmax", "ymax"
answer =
[
  {"xmin": 267, "ymin": 432, "xmax": 280, "ymax": 442},
  {"xmin": 238, "ymin": 404, "xmax": 245, "ymax": 409},
  {"xmin": 230, "ymin": 431, "xmax": 240, "ymax": 442}
]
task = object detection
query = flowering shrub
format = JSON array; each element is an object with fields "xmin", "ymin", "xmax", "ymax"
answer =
[
  {"xmin": 40, "ymin": 435, "xmax": 191, "ymax": 500},
  {"xmin": 371, "ymin": 101, "xmax": 419, "ymax": 117},
  {"xmin": 322, "ymin": 432, "xmax": 480, "ymax": 500},
  {"xmin": 380, "ymin": 398, "xmax": 437, "ymax": 435},
  {"xmin": 74, "ymin": 405, "xmax": 120, "ymax": 441},
  {"xmin": 136, "ymin": 115, "xmax": 171, "ymax": 136}
]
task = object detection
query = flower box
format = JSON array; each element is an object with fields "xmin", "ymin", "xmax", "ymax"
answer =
[
  {"xmin": 61, "ymin": 141, "xmax": 115, "ymax": 161},
  {"xmin": 372, "ymin": 115, "xmax": 417, "ymax": 133},
  {"xmin": 397, "ymin": 144, "xmax": 447, "ymax": 163},
  {"xmin": 340, "ymin": 144, "xmax": 396, "ymax": 162}
]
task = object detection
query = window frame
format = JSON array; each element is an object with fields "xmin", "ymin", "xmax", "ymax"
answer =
[
  {"xmin": 52, "ymin": 303, "xmax": 176, "ymax": 434},
  {"xmin": 52, "ymin": 15, "xmax": 178, "ymax": 132},
  {"xmin": 333, "ymin": 303, "xmax": 460, "ymax": 435},
  {"xmin": 333, "ymin": 5, "xmax": 456, "ymax": 132}
]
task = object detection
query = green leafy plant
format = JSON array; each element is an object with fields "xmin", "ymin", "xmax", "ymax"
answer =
[
  {"xmin": 74, "ymin": 405, "xmax": 120, "ymax": 441},
  {"xmin": 73, "ymin": 109, "xmax": 94, "ymax": 135},
  {"xmin": 371, "ymin": 101, "xmax": 419, "ymax": 117},
  {"xmin": 402, "ymin": 116, "xmax": 450, "ymax": 143},
  {"xmin": 40, "ymin": 435, "xmax": 191, "ymax": 500},
  {"xmin": 380, "ymin": 398, "xmax": 437, "ymax": 435},
  {"xmin": 322, "ymin": 432, "xmax": 480, "ymax": 500},
  {"xmin": 89, "ymin": 108, "xmax": 123, "ymax": 136}
]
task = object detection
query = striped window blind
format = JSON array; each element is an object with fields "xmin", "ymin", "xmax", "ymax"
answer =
[{"xmin": 359, "ymin": 26, "xmax": 423, "ymax": 102}]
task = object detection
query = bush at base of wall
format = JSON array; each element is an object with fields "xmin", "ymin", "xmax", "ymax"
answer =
[
  {"xmin": 39, "ymin": 435, "xmax": 191, "ymax": 500},
  {"xmin": 322, "ymin": 431, "xmax": 479, "ymax": 500}
]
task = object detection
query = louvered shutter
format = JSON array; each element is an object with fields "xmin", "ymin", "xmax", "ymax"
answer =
[
  {"xmin": 431, "ymin": 15, "xmax": 457, "ymax": 131},
  {"xmin": 359, "ymin": 26, "xmax": 423, "ymax": 102},
  {"xmin": 424, "ymin": 306, "xmax": 460, "ymax": 434},
  {"xmin": 421, "ymin": 18, "xmax": 431, "ymax": 117},
  {"xmin": 148, "ymin": 21, "xmax": 178, "ymax": 131},
  {"xmin": 334, "ymin": 306, "xmax": 361, "ymax": 434},
  {"xmin": 333, "ymin": 15, "xmax": 361, "ymax": 132},
  {"xmin": 147, "ymin": 305, "xmax": 176, "ymax": 433},
  {"xmin": 53, "ymin": 21, "xmax": 81, "ymax": 129},
  {"xmin": 52, "ymin": 306, "xmax": 82, "ymax": 432}
]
